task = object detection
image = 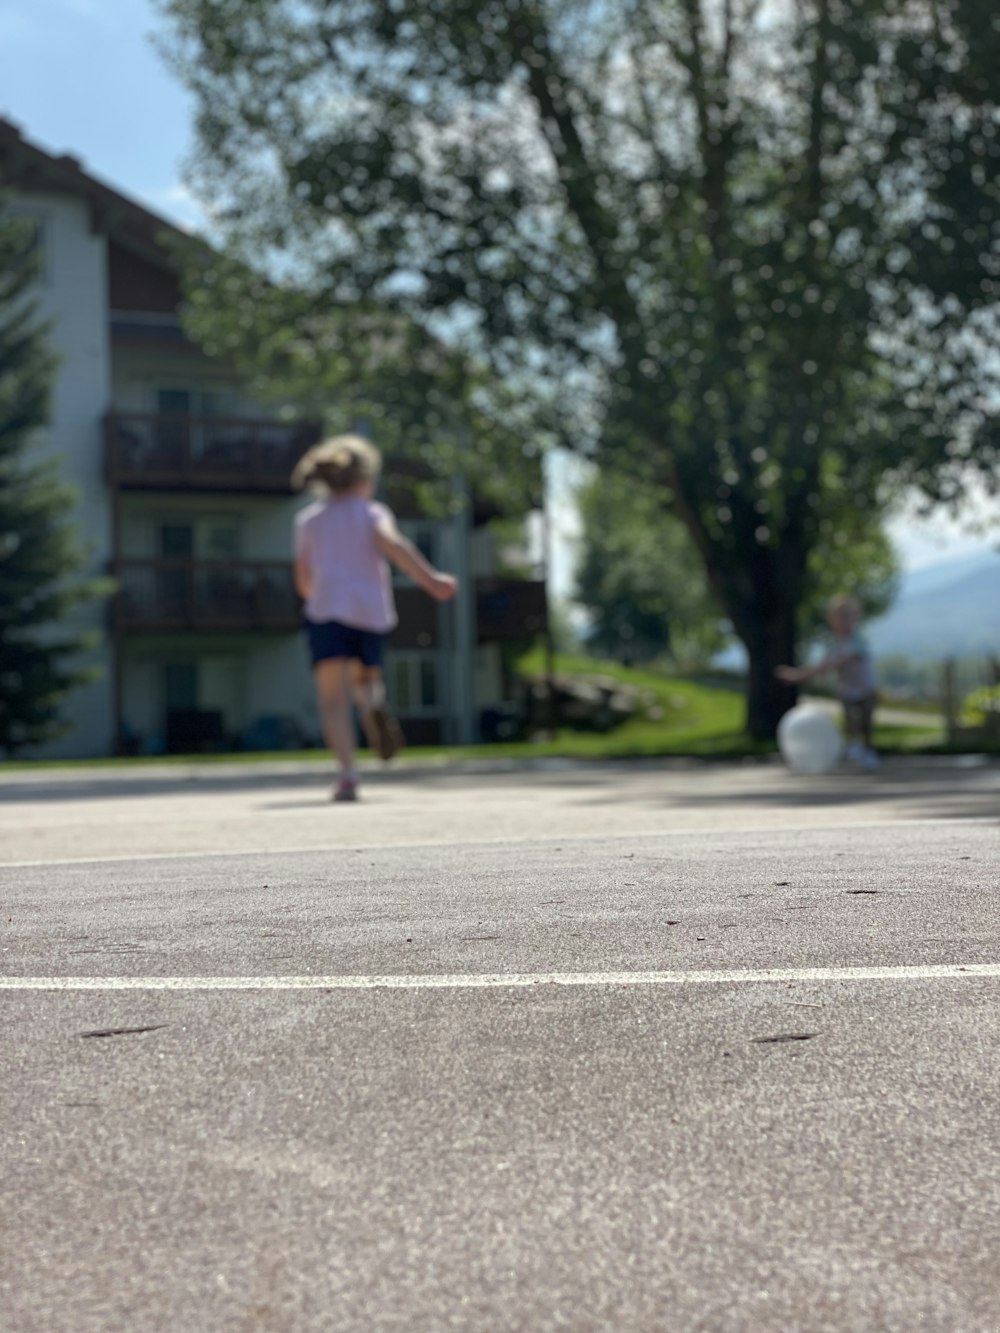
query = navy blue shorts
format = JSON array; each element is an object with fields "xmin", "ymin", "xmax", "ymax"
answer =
[{"xmin": 304, "ymin": 618, "xmax": 385, "ymax": 668}]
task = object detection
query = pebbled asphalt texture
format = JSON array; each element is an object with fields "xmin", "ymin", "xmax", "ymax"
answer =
[{"xmin": 1, "ymin": 757, "xmax": 999, "ymax": 1333}]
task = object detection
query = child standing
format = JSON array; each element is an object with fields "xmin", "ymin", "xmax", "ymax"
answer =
[
  {"xmin": 775, "ymin": 594, "xmax": 879, "ymax": 771},
  {"xmin": 292, "ymin": 434, "xmax": 457, "ymax": 801}
]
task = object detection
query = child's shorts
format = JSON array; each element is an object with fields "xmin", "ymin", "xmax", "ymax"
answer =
[
  {"xmin": 304, "ymin": 618, "xmax": 385, "ymax": 668},
  {"xmin": 840, "ymin": 693, "xmax": 875, "ymax": 734}
]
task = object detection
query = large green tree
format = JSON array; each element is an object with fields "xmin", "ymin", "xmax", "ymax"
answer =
[
  {"xmin": 574, "ymin": 470, "xmax": 726, "ymax": 665},
  {"xmin": 160, "ymin": 0, "xmax": 1000, "ymax": 737},
  {"xmin": 575, "ymin": 468, "xmax": 899, "ymax": 666},
  {"xmin": 0, "ymin": 211, "xmax": 105, "ymax": 754}
]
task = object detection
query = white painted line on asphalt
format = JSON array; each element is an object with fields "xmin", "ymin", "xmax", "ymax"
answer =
[
  {"xmin": 3, "ymin": 963, "xmax": 1000, "ymax": 990},
  {"xmin": 1, "ymin": 817, "xmax": 995, "ymax": 869}
]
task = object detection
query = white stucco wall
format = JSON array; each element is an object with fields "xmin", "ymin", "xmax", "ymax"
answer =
[
  {"xmin": 120, "ymin": 633, "xmax": 314, "ymax": 753},
  {"xmin": 245, "ymin": 637, "xmax": 319, "ymax": 743},
  {"xmin": 14, "ymin": 191, "xmax": 114, "ymax": 757}
]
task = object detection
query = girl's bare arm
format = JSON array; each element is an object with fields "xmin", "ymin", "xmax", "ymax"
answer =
[
  {"xmin": 776, "ymin": 642, "xmax": 859, "ymax": 683},
  {"xmin": 294, "ymin": 553, "xmax": 313, "ymax": 600},
  {"xmin": 374, "ymin": 516, "xmax": 457, "ymax": 601}
]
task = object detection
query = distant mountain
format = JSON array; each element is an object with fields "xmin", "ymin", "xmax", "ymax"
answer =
[{"xmin": 868, "ymin": 549, "xmax": 1000, "ymax": 661}]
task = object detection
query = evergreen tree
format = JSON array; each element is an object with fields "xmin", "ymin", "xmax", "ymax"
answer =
[{"xmin": 0, "ymin": 209, "xmax": 105, "ymax": 754}]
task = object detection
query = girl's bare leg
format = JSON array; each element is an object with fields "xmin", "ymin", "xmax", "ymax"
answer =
[
  {"xmin": 313, "ymin": 658, "xmax": 356, "ymax": 777},
  {"xmin": 352, "ymin": 663, "xmax": 403, "ymax": 759},
  {"xmin": 351, "ymin": 662, "xmax": 385, "ymax": 721}
]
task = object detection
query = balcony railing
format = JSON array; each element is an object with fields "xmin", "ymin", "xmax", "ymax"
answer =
[
  {"xmin": 391, "ymin": 586, "xmax": 441, "ymax": 650},
  {"xmin": 114, "ymin": 559, "xmax": 299, "ymax": 632},
  {"xmin": 392, "ymin": 579, "xmax": 549, "ymax": 649},
  {"xmin": 113, "ymin": 563, "xmax": 548, "ymax": 641},
  {"xmin": 476, "ymin": 578, "xmax": 548, "ymax": 642},
  {"xmin": 105, "ymin": 413, "xmax": 320, "ymax": 493}
]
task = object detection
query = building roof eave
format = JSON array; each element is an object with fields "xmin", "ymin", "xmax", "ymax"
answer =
[{"xmin": 0, "ymin": 117, "xmax": 194, "ymax": 275}]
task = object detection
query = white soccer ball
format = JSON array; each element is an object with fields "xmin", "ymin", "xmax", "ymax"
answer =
[{"xmin": 777, "ymin": 704, "xmax": 843, "ymax": 775}]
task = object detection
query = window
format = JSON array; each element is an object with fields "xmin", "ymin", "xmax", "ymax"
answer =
[
  {"xmin": 158, "ymin": 515, "xmax": 241, "ymax": 560},
  {"xmin": 201, "ymin": 389, "xmax": 242, "ymax": 418},
  {"xmin": 157, "ymin": 388, "xmax": 192, "ymax": 417},
  {"xmin": 204, "ymin": 522, "xmax": 241, "ymax": 559},
  {"xmin": 392, "ymin": 522, "xmax": 440, "ymax": 584},
  {"xmin": 163, "ymin": 661, "xmax": 198, "ymax": 710},
  {"xmin": 420, "ymin": 657, "xmax": 439, "ymax": 708},
  {"xmin": 155, "ymin": 386, "xmax": 243, "ymax": 417},
  {"xmin": 386, "ymin": 653, "xmax": 440, "ymax": 715},
  {"xmin": 413, "ymin": 530, "xmax": 436, "ymax": 563},
  {"xmin": 160, "ymin": 523, "xmax": 193, "ymax": 558},
  {"xmin": 389, "ymin": 658, "xmax": 412, "ymax": 712}
]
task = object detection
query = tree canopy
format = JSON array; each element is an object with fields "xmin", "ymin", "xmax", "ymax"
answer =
[
  {"xmin": 574, "ymin": 465, "xmax": 898, "ymax": 666},
  {"xmin": 574, "ymin": 470, "xmax": 725, "ymax": 666},
  {"xmin": 160, "ymin": 0, "xmax": 1000, "ymax": 735}
]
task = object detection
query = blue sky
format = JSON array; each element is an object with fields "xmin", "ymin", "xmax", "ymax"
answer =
[
  {"xmin": 1, "ymin": 0, "xmax": 994, "ymax": 585},
  {"xmin": 0, "ymin": 0, "xmax": 201, "ymax": 230}
]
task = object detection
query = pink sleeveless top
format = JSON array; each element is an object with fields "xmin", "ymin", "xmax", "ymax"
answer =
[{"xmin": 294, "ymin": 497, "xmax": 397, "ymax": 632}]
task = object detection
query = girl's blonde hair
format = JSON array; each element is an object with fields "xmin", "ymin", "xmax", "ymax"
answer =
[{"xmin": 292, "ymin": 433, "xmax": 382, "ymax": 495}]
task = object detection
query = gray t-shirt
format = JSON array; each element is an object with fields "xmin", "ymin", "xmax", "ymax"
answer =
[{"xmin": 825, "ymin": 631, "xmax": 876, "ymax": 701}]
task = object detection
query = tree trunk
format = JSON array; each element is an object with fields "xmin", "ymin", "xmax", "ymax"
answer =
[{"xmin": 738, "ymin": 603, "xmax": 800, "ymax": 742}]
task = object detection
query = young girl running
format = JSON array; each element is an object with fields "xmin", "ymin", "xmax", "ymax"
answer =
[{"xmin": 292, "ymin": 434, "xmax": 457, "ymax": 801}]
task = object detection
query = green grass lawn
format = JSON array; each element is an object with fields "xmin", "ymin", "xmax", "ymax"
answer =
[
  {"xmin": 1, "ymin": 651, "xmax": 956, "ymax": 772},
  {"xmin": 475, "ymin": 650, "xmax": 756, "ymax": 759},
  {"xmin": 872, "ymin": 721, "xmax": 948, "ymax": 752}
]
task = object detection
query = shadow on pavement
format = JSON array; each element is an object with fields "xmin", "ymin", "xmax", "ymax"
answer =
[
  {"xmin": 0, "ymin": 757, "xmax": 996, "ymax": 824},
  {"xmin": 0, "ymin": 757, "xmax": 702, "ymax": 804},
  {"xmin": 569, "ymin": 759, "xmax": 1000, "ymax": 822}
]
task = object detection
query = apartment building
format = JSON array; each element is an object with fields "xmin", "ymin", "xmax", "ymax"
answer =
[{"xmin": 1, "ymin": 120, "xmax": 547, "ymax": 758}]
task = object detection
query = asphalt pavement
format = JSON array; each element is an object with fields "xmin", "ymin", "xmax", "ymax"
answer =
[{"xmin": 1, "ymin": 756, "xmax": 998, "ymax": 1332}]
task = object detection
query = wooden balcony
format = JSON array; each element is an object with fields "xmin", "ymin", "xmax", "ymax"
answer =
[
  {"xmin": 392, "ymin": 586, "xmax": 442, "ymax": 650},
  {"xmin": 391, "ymin": 579, "xmax": 549, "ymax": 649},
  {"xmin": 105, "ymin": 413, "xmax": 320, "ymax": 494},
  {"xmin": 114, "ymin": 559, "xmax": 299, "ymax": 633},
  {"xmin": 112, "ymin": 563, "xmax": 548, "ymax": 642},
  {"xmin": 476, "ymin": 578, "xmax": 548, "ymax": 642}
]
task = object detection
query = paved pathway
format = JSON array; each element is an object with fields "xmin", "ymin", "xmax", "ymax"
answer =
[
  {"xmin": 1, "ymin": 753, "xmax": 995, "ymax": 863},
  {"xmin": 1, "ymin": 758, "xmax": 998, "ymax": 1332}
]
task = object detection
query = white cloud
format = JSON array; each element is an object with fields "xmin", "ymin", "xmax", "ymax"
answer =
[
  {"xmin": 145, "ymin": 181, "xmax": 210, "ymax": 234},
  {"xmin": 889, "ymin": 481, "xmax": 999, "ymax": 571}
]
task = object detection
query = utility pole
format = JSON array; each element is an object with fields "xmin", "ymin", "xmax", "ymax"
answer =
[
  {"xmin": 450, "ymin": 475, "xmax": 476, "ymax": 745},
  {"xmin": 540, "ymin": 473, "xmax": 558, "ymax": 741}
]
